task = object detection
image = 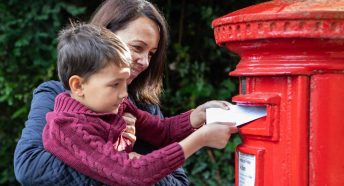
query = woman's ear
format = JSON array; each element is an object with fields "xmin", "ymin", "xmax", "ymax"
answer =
[{"xmin": 69, "ymin": 75, "xmax": 84, "ymax": 97}]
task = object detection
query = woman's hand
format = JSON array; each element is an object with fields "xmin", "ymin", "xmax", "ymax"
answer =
[
  {"xmin": 190, "ymin": 100, "xmax": 232, "ymax": 129},
  {"xmin": 122, "ymin": 112, "xmax": 137, "ymax": 144}
]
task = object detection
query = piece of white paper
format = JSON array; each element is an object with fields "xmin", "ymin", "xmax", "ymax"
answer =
[{"xmin": 206, "ymin": 105, "xmax": 267, "ymax": 127}]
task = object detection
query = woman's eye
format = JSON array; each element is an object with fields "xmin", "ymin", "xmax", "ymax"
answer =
[
  {"xmin": 112, "ymin": 83, "xmax": 119, "ymax": 87},
  {"xmin": 148, "ymin": 52, "xmax": 154, "ymax": 59},
  {"xmin": 131, "ymin": 45, "xmax": 142, "ymax": 52}
]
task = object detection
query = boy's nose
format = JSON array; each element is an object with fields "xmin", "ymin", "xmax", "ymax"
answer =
[{"xmin": 120, "ymin": 89, "xmax": 128, "ymax": 99}]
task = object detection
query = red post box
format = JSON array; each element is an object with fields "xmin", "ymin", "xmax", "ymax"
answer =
[{"xmin": 212, "ymin": 0, "xmax": 344, "ymax": 185}]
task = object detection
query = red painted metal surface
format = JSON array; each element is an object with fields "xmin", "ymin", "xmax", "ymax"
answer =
[
  {"xmin": 212, "ymin": 0, "xmax": 344, "ymax": 185},
  {"xmin": 309, "ymin": 74, "xmax": 344, "ymax": 185}
]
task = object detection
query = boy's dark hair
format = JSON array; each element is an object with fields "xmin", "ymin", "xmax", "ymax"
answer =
[{"xmin": 57, "ymin": 23, "xmax": 131, "ymax": 90}]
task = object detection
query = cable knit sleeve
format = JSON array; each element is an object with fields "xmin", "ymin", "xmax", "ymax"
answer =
[
  {"xmin": 125, "ymin": 100, "xmax": 194, "ymax": 147},
  {"xmin": 14, "ymin": 80, "xmax": 101, "ymax": 186},
  {"xmin": 43, "ymin": 112, "xmax": 186, "ymax": 186}
]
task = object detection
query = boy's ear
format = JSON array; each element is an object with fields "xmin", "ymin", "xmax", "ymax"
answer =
[{"xmin": 69, "ymin": 75, "xmax": 84, "ymax": 97}]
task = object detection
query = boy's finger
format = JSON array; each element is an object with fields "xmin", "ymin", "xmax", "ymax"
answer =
[
  {"xmin": 122, "ymin": 112, "xmax": 137, "ymax": 126},
  {"xmin": 122, "ymin": 132, "xmax": 136, "ymax": 143},
  {"xmin": 211, "ymin": 121, "xmax": 236, "ymax": 126},
  {"xmin": 206, "ymin": 101, "xmax": 231, "ymax": 110},
  {"xmin": 125, "ymin": 125, "xmax": 136, "ymax": 134},
  {"xmin": 229, "ymin": 126, "xmax": 239, "ymax": 133},
  {"xmin": 219, "ymin": 101, "xmax": 233, "ymax": 109},
  {"xmin": 123, "ymin": 112, "xmax": 135, "ymax": 118}
]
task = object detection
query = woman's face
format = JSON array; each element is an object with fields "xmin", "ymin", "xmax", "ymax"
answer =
[{"xmin": 115, "ymin": 17, "xmax": 160, "ymax": 84}]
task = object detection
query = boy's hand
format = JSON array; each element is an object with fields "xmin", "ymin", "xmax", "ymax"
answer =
[
  {"xmin": 190, "ymin": 100, "xmax": 232, "ymax": 129},
  {"xmin": 199, "ymin": 122, "xmax": 238, "ymax": 149},
  {"xmin": 122, "ymin": 112, "xmax": 137, "ymax": 144},
  {"xmin": 178, "ymin": 121, "xmax": 238, "ymax": 159},
  {"xmin": 128, "ymin": 152, "xmax": 141, "ymax": 159}
]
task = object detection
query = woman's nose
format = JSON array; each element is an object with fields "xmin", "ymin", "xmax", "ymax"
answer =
[{"xmin": 136, "ymin": 53, "xmax": 149, "ymax": 67}]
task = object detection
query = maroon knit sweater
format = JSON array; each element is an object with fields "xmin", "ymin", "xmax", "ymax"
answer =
[{"xmin": 42, "ymin": 93, "xmax": 194, "ymax": 186}]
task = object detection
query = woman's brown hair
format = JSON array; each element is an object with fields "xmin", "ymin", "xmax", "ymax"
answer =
[{"xmin": 90, "ymin": 0, "xmax": 168, "ymax": 105}]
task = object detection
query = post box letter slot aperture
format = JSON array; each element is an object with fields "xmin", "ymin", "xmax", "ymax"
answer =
[{"xmin": 233, "ymin": 93, "xmax": 280, "ymax": 141}]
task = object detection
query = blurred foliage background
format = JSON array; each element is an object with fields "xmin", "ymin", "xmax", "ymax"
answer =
[{"xmin": 1, "ymin": 0, "xmax": 266, "ymax": 185}]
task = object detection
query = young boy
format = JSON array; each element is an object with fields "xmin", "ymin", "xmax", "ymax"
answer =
[{"xmin": 42, "ymin": 23, "xmax": 237, "ymax": 186}]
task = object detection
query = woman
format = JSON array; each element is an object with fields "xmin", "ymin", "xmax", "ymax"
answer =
[{"xmin": 14, "ymin": 0, "xmax": 187, "ymax": 185}]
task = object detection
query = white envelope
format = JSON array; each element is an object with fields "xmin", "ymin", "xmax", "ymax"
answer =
[{"xmin": 206, "ymin": 105, "xmax": 267, "ymax": 127}]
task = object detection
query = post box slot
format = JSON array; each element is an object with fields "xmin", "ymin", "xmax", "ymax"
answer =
[{"xmin": 232, "ymin": 92, "xmax": 280, "ymax": 141}]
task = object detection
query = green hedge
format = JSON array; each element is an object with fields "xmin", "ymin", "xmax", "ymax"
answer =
[{"xmin": 0, "ymin": 1, "xmax": 265, "ymax": 185}]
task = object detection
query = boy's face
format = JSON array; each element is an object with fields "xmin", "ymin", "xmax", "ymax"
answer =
[{"xmin": 80, "ymin": 63, "xmax": 130, "ymax": 114}]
